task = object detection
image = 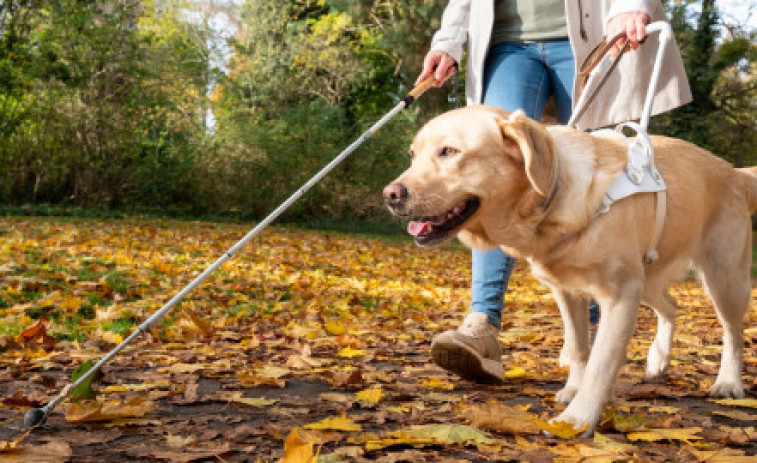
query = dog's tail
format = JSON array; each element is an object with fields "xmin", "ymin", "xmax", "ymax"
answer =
[{"xmin": 738, "ymin": 166, "xmax": 757, "ymax": 213}]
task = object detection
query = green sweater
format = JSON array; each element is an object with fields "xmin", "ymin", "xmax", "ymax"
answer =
[{"xmin": 491, "ymin": 0, "xmax": 568, "ymax": 44}]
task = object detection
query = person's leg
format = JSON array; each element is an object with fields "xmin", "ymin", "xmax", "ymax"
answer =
[
  {"xmin": 431, "ymin": 42, "xmax": 550, "ymax": 383},
  {"xmin": 542, "ymin": 39, "xmax": 575, "ymax": 125},
  {"xmin": 472, "ymin": 42, "xmax": 550, "ymax": 328},
  {"xmin": 543, "ymin": 39, "xmax": 601, "ymax": 324}
]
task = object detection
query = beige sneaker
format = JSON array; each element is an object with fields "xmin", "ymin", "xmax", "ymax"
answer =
[{"xmin": 430, "ymin": 312, "xmax": 504, "ymax": 384}]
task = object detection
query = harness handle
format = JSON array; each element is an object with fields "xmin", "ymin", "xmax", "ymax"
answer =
[
  {"xmin": 568, "ymin": 21, "xmax": 672, "ymax": 130},
  {"xmin": 577, "ymin": 32, "xmax": 629, "ymax": 93}
]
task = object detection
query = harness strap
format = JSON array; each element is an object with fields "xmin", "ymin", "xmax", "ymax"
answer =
[{"xmin": 644, "ymin": 190, "xmax": 666, "ymax": 264}]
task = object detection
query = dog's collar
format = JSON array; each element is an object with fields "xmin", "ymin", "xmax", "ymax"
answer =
[{"xmin": 538, "ymin": 153, "xmax": 559, "ymax": 212}]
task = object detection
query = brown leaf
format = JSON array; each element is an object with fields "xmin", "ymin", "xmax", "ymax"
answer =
[
  {"xmin": 458, "ymin": 401, "xmax": 540, "ymax": 435},
  {"xmin": 2, "ymin": 389, "xmax": 45, "ymax": 407},
  {"xmin": 0, "ymin": 439, "xmax": 71, "ymax": 461},
  {"xmin": 16, "ymin": 319, "xmax": 57, "ymax": 348},
  {"xmin": 65, "ymin": 397, "xmax": 155, "ymax": 422},
  {"xmin": 330, "ymin": 369, "xmax": 363, "ymax": 389}
]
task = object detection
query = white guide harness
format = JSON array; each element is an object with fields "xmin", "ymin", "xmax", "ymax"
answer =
[{"xmin": 567, "ymin": 21, "xmax": 673, "ymax": 265}]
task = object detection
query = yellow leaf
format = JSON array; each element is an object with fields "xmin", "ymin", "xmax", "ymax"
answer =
[
  {"xmin": 532, "ymin": 418, "xmax": 587, "ymax": 438},
  {"xmin": 0, "ymin": 429, "xmax": 30, "ymax": 453},
  {"xmin": 592, "ymin": 432, "xmax": 637, "ymax": 453},
  {"xmin": 216, "ymin": 391, "xmax": 276, "ymax": 408},
  {"xmin": 712, "ymin": 398, "xmax": 757, "ymax": 408},
  {"xmin": 689, "ymin": 447, "xmax": 751, "ymax": 462},
  {"xmin": 325, "ymin": 320, "xmax": 346, "ymax": 336},
  {"xmin": 355, "ymin": 388, "xmax": 383, "ymax": 404},
  {"xmin": 59, "ymin": 295, "xmax": 82, "ymax": 312},
  {"xmin": 337, "ymin": 347, "xmax": 366, "ymax": 358},
  {"xmin": 626, "ymin": 427, "xmax": 702, "ymax": 442},
  {"xmin": 304, "ymin": 412, "xmax": 362, "ymax": 432},
  {"xmin": 282, "ymin": 428, "xmax": 318, "ymax": 463},
  {"xmin": 100, "ymin": 331, "xmax": 123, "ymax": 345},
  {"xmin": 185, "ymin": 309, "xmax": 213, "ymax": 336},
  {"xmin": 504, "ymin": 366, "xmax": 527, "ymax": 379},
  {"xmin": 365, "ymin": 424, "xmax": 493, "ymax": 450},
  {"xmin": 422, "ymin": 378, "xmax": 455, "ymax": 391}
]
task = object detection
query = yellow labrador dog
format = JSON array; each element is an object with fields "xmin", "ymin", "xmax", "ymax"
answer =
[{"xmin": 383, "ymin": 105, "xmax": 757, "ymax": 435}]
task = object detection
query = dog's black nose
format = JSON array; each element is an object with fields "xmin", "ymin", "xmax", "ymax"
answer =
[{"xmin": 383, "ymin": 182, "xmax": 408, "ymax": 207}]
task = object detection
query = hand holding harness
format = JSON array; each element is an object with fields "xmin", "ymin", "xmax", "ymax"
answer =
[{"xmin": 568, "ymin": 22, "xmax": 674, "ymax": 265}]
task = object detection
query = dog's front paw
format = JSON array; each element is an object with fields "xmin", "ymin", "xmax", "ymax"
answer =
[
  {"xmin": 644, "ymin": 341, "xmax": 670, "ymax": 379},
  {"xmin": 555, "ymin": 386, "xmax": 578, "ymax": 404},
  {"xmin": 545, "ymin": 412, "xmax": 594, "ymax": 439},
  {"xmin": 709, "ymin": 381, "xmax": 745, "ymax": 399}
]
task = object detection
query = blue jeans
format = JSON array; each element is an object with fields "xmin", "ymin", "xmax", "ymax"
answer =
[{"xmin": 472, "ymin": 39, "xmax": 598, "ymax": 327}]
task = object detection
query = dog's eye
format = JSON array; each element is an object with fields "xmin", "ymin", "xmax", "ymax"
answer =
[
  {"xmin": 408, "ymin": 149, "xmax": 415, "ymax": 158},
  {"xmin": 439, "ymin": 147, "xmax": 457, "ymax": 157}
]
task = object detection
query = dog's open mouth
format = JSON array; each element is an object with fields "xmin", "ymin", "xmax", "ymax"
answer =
[{"xmin": 407, "ymin": 198, "xmax": 480, "ymax": 246}]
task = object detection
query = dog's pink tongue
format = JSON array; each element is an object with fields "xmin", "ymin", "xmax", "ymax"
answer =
[{"xmin": 407, "ymin": 221, "xmax": 430, "ymax": 237}]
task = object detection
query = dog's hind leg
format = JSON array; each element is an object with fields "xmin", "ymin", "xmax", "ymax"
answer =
[
  {"xmin": 697, "ymin": 218, "xmax": 751, "ymax": 398},
  {"xmin": 641, "ymin": 283, "xmax": 678, "ymax": 380},
  {"xmin": 552, "ymin": 289, "xmax": 591, "ymax": 404}
]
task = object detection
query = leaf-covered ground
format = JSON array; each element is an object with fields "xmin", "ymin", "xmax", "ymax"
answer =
[{"xmin": 0, "ymin": 216, "xmax": 756, "ymax": 462}]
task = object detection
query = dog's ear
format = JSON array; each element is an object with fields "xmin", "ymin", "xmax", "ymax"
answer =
[{"xmin": 498, "ymin": 110, "xmax": 555, "ymax": 197}]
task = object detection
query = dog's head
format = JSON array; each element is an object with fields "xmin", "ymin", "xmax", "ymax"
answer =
[{"xmin": 383, "ymin": 106, "xmax": 556, "ymax": 248}]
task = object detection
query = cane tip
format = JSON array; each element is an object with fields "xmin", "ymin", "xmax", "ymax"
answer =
[{"xmin": 23, "ymin": 408, "xmax": 47, "ymax": 428}]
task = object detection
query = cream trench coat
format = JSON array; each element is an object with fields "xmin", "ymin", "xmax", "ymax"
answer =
[{"xmin": 430, "ymin": 0, "xmax": 692, "ymax": 129}]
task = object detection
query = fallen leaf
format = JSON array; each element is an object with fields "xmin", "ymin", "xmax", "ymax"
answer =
[
  {"xmin": 325, "ymin": 320, "xmax": 346, "ymax": 336},
  {"xmin": 592, "ymin": 432, "xmax": 637, "ymax": 453},
  {"xmin": 65, "ymin": 397, "xmax": 155, "ymax": 422},
  {"xmin": 365, "ymin": 424, "xmax": 494, "ymax": 451},
  {"xmin": 711, "ymin": 409, "xmax": 757, "ymax": 421},
  {"xmin": 304, "ymin": 412, "xmax": 362, "ymax": 432},
  {"xmin": 16, "ymin": 319, "xmax": 57, "ymax": 348},
  {"xmin": 355, "ymin": 388, "xmax": 383, "ymax": 404},
  {"xmin": 0, "ymin": 439, "xmax": 71, "ymax": 461},
  {"xmin": 627, "ymin": 427, "xmax": 703, "ymax": 442},
  {"xmin": 421, "ymin": 378, "xmax": 454, "ymax": 391},
  {"xmin": 688, "ymin": 447, "xmax": 752, "ymax": 462},
  {"xmin": 2, "ymin": 390, "xmax": 44, "ymax": 407},
  {"xmin": 70, "ymin": 359, "xmax": 96, "ymax": 400},
  {"xmin": 504, "ymin": 366, "xmax": 527, "ymax": 379},
  {"xmin": 165, "ymin": 434, "xmax": 196, "ymax": 448},
  {"xmin": 213, "ymin": 391, "xmax": 276, "ymax": 408},
  {"xmin": 0, "ymin": 430, "xmax": 30, "ymax": 453},
  {"xmin": 712, "ymin": 398, "xmax": 757, "ymax": 408},
  {"xmin": 337, "ymin": 347, "xmax": 366, "ymax": 358},
  {"xmin": 281, "ymin": 428, "xmax": 318, "ymax": 463},
  {"xmin": 532, "ymin": 418, "xmax": 587, "ymax": 438},
  {"xmin": 458, "ymin": 401, "xmax": 540, "ymax": 435}
]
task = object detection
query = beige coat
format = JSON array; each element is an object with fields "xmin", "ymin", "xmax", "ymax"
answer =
[{"xmin": 430, "ymin": 0, "xmax": 692, "ymax": 129}]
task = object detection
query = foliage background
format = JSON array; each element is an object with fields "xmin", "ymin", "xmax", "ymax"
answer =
[{"xmin": 0, "ymin": 0, "xmax": 755, "ymax": 221}]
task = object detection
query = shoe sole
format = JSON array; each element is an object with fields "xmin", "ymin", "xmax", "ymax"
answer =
[{"xmin": 431, "ymin": 338, "xmax": 504, "ymax": 384}]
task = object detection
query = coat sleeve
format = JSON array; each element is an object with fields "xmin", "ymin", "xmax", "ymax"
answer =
[
  {"xmin": 429, "ymin": 0, "xmax": 471, "ymax": 64},
  {"xmin": 606, "ymin": 0, "xmax": 655, "ymax": 25}
]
